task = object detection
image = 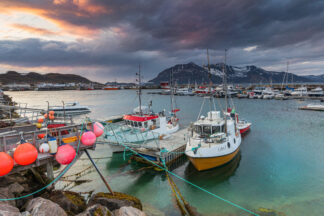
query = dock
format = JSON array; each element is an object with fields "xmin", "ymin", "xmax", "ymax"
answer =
[
  {"xmin": 0, "ymin": 124, "xmax": 96, "ymax": 179},
  {"xmin": 130, "ymin": 129, "xmax": 188, "ymax": 167}
]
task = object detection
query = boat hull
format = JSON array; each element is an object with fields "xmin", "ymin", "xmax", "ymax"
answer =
[
  {"xmin": 104, "ymin": 88, "xmax": 119, "ymax": 90},
  {"xmin": 187, "ymin": 148, "xmax": 240, "ymax": 171},
  {"xmin": 239, "ymin": 125, "xmax": 250, "ymax": 134}
]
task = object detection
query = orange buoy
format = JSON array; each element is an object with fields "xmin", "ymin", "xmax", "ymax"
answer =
[
  {"xmin": 0, "ymin": 152, "xmax": 14, "ymax": 176},
  {"xmin": 49, "ymin": 114, "xmax": 55, "ymax": 120},
  {"xmin": 81, "ymin": 131, "xmax": 96, "ymax": 146},
  {"xmin": 14, "ymin": 143, "xmax": 38, "ymax": 166},
  {"xmin": 55, "ymin": 144, "xmax": 76, "ymax": 165},
  {"xmin": 49, "ymin": 110, "xmax": 55, "ymax": 115},
  {"xmin": 44, "ymin": 113, "xmax": 48, "ymax": 119},
  {"xmin": 37, "ymin": 118, "xmax": 44, "ymax": 123}
]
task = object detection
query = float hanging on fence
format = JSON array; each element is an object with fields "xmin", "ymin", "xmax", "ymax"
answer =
[
  {"xmin": 36, "ymin": 123, "xmax": 42, "ymax": 129},
  {"xmin": 37, "ymin": 134, "xmax": 45, "ymax": 139},
  {"xmin": 93, "ymin": 122, "xmax": 104, "ymax": 137},
  {"xmin": 14, "ymin": 143, "xmax": 38, "ymax": 166},
  {"xmin": 55, "ymin": 144, "xmax": 76, "ymax": 165},
  {"xmin": 81, "ymin": 131, "xmax": 96, "ymax": 146},
  {"xmin": 0, "ymin": 152, "xmax": 14, "ymax": 176},
  {"xmin": 38, "ymin": 118, "xmax": 44, "ymax": 123}
]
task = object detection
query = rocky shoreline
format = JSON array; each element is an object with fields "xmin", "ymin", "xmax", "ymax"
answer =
[{"xmin": 0, "ymin": 169, "xmax": 147, "ymax": 216}]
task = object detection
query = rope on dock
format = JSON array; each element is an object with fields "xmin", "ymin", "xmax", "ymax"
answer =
[
  {"xmin": 0, "ymin": 122, "xmax": 86, "ymax": 201},
  {"xmin": 104, "ymin": 123, "xmax": 259, "ymax": 216}
]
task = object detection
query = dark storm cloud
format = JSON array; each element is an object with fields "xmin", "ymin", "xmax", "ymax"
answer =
[{"xmin": 1, "ymin": 0, "xmax": 324, "ymax": 80}]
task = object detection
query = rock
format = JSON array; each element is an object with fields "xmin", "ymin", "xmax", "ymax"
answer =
[
  {"xmin": 76, "ymin": 204, "xmax": 112, "ymax": 216},
  {"xmin": 9, "ymin": 182, "xmax": 25, "ymax": 194},
  {"xmin": 45, "ymin": 190, "xmax": 86, "ymax": 215},
  {"xmin": 113, "ymin": 206, "xmax": 147, "ymax": 216},
  {"xmin": 88, "ymin": 192, "xmax": 142, "ymax": 212},
  {"xmin": 0, "ymin": 187, "xmax": 16, "ymax": 206},
  {"xmin": 26, "ymin": 197, "xmax": 67, "ymax": 216},
  {"xmin": 0, "ymin": 203, "xmax": 21, "ymax": 216}
]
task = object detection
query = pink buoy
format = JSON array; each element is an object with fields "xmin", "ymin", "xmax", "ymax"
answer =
[
  {"xmin": 93, "ymin": 122, "xmax": 104, "ymax": 137},
  {"xmin": 55, "ymin": 144, "xmax": 76, "ymax": 165},
  {"xmin": 81, "ymin": 131, "xmax": 96, "ymax": 146}
]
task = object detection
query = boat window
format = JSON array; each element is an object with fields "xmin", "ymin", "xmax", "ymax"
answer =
[
  {"xmin": 194, "ymin": 125, "xmax": 202, "ymax": 134},
  {"xmin": 221, "ymin": 125, "xmax": 225, "ymax": 132},
  {"xmin": 138, "ymin": 122, "xmax": 142, "ymax": 127},
  {"xmin": 212, "ymin": 126, "xmax": 220, "ymax": 134},
  {"xmin": 131, "ymin": 121, "xmax": 134, "ymax": 126},
  {"xmin": 152, "ymin": 119, "xmax": 156, "ymax": 126},
  {"xmin": 134, "ymin": 121, "xmax": 138, "ymax": 127},
  {"xmin": 203, "ymin": 126, "xmax": 212, "ymax": 134},
  {"xmin": 144, "ymin": 122, "xmax": 148, "ymax": 128}
]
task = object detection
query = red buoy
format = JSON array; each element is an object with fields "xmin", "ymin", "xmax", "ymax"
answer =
[
  {"xmin": 38, "ymin": 134, "xmax": 45, "ymax": 139},
  {"xmin": 81, "ymin": 131, "xmax": 96, "ymax": 146},
  {"xmin": 55, "ymin": 144, "xmax": 76, "ymax": 165},
  {"xmin": 0, "ymin": 152, "xmax": 14, "ymax": 176},
  {"xmin": 14, "ymin": 143, "xmax": 38, "ymax": 166},
  {"xmin": 38, "ymin": 118, "xmax": 44, "ymax": 123}
]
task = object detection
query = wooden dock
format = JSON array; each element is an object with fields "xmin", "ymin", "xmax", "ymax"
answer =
[{"xmin": 131, "ymin": 129, "xmax": 188, "ymax": 167}]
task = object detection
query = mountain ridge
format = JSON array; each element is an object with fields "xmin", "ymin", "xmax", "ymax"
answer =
[{"xmin": 149, "ymin": 62, "xmax": 324, "ymax": 84}]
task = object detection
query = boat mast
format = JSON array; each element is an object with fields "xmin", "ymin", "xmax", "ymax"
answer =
[
  {"xmin": 170, "ymin": 68, "xmax": 174, "ymax": 115},
  {"xmin": 223, "ymin": 49, "xmax": 228, "ymax": 135},
  {"xmin": 136, "ymin": 64, "xmax": 142, "ymax": 115},
  {"xmin": 207, "ymin": 49, "xmax": 213, "ymax": 120}
]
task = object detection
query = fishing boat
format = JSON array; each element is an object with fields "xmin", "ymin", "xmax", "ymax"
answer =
[
  {"xmin": 185, "ymin": 49, "xmax": 241, "ymax": 171},
  {"xmin": 49, "ymin": 102, "xmax": 91, "ymax": 116},
  {"xmin": 104, "ymin": 65, "xmax": 180, "ymax": 149},
  {"xmin": 176, "ymin": 87, "xmax": 195, "ymax": 96}
]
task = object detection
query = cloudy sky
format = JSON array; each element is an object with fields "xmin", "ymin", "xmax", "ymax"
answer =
[{"xmin": 0, "ymin": 0, "xmax": 323, "ymax": 82}]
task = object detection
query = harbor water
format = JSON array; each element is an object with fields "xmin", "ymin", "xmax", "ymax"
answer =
[{"xmin": 6, "ymin": 90, "xmax": 324, "ymax": 215}]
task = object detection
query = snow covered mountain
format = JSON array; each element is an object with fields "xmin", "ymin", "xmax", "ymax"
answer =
[{"xmin": 149, "ymin": 62, "xmax": 322, "ymax": 84}]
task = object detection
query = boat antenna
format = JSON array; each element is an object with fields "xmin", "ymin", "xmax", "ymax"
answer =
[
  {"xmin": 223, "ymin": 49, "xmax": 228, "ymax": 135},
  {"xmin": 136, "ymin": 64, "xmax": 142, "ymax": 115}
]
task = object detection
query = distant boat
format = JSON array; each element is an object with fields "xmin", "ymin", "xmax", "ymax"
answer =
[
  {"xmin": 299, "ymin": 104, "xmax": 324, "ymax": 111},
  {"xmin": 103, "ymin": 85, "xmax": 120, "ymax": 90},
  {"xmin": 308, "ymin": 87, "xmax": 323, "ymax": 97},
  {"xmin": 291, "ymin": 86, "xmax": 308, "ymax": 96},
  {"xmin": 49, "ymin": 102, "xmax": 91, "ymax": 116}
]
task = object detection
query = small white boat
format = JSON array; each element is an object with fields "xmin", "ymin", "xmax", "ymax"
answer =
[
  {"xmin": 291, "ymin": 86, "xmax": 308, "ymax": 96},
  {"xmin": 299, "ymin": 104, "xmax": 324, "ymax": 111},
  {"xmin": 49, "ymin": 102, "xmax": 91, "ymax": 116},
  {"xmin": 308, "ymin": 87, "xmax": 323, "ymax": 97}
]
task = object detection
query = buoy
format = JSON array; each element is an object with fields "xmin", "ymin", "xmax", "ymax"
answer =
[
  {"xmin": 0, "ymin": 152, "xmax": 14, "ymax": 176},
  {"xmin": 37, "ymin": 134, "xmax": 45, "ymax": 139},
  {"xmin": 14, "ymin": 143, "xmax": 38, "ymax": 165},
  {"xmin": 55, "ymin": 144, "xmax": 76, "ymax": 165},
  {"xmin": 38, "ymin": 118, "xmax": 44, "ymax": 123},
  {"xmin": 44, "ymin": 113, "xmax": 48, "ymax": 119},
  {"xmin": 93, "ymin": 122, "xmax": 104, "ymax": 137},
  {"xmin": 36, "ymin": 123, "xmax": 42, "ymax": 129},
  {"xmin": 49, "ymin": 110, "xmax": 55, "ymax": 115},
  {"xmin": 49, "ymin": 114, "xmax": 55, "ymax": 120},
  {"xmin": 39, "ymin": 143, "xmax": 50, "ymax": 153},
  {"xmin": 81, "ymin": 131, "xmax": 96, "ymax": 146}
]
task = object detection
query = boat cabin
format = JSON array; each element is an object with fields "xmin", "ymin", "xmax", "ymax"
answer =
[{"xmin": 123, "ymin": 114, "xmax": 159, "ymax": 130}]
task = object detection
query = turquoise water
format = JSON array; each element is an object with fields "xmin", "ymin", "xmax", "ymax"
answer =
[{"xmin": 6, "ymin": 90, "xmax": 324, "ymax": 215}]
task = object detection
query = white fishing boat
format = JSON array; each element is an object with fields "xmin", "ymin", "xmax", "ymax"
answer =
[
  {"xmin": 262, "ymin": 87, "xmax": 275, "ymax": 99},
  {"xmin": 291, "ymin": 86, "xmax": 308, "ymax": 96},
  {"xmin": 49, "ymin": 102, "xmax": 91, "ymax": 116},
  {"xmin": 274, "ymin": 93, "xmax": 288, "ymax": 100},
  {"xmin": 185, "ymin": 49, "xmax": 241, "ymax": 171},
  {"xmin": 176, "ymin": 87, "xmax": 194, "ymax": 96}
]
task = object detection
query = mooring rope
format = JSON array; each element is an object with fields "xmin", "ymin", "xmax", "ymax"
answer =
[
  {"xmin": 105, "ymin": 123, "xmax": 259, "ymax": 216},
  {"xmin": 0, "ymin": 121, "xmax": 86, "ymax": 201}
]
